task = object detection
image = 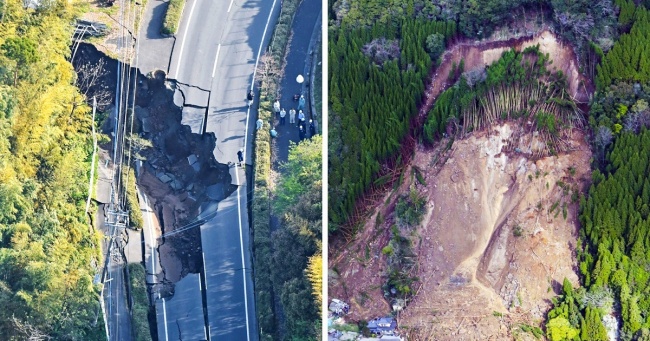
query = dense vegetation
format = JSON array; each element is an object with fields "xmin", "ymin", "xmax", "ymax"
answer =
[
  {"xmin": 595, "ymin": 4, "xmax": 650, "ymax": 90},
  {"xmin": 128, "ymin": 263, "xmax": 153, "ymax": 341},
  {"xmin": 328, "ymin": 19, "xmax": 456, "ymax": 230},
  {"xmin": 271, "ymin": 137, "xmax": 322, "ymax": 340},
  {"xmin": 546, "ymin": 131, "xmax": 650, "ymax": 340},
  {"xmin": 161, "ymin": 0, "xmax": 184, "ymax": 35},
  {"xmin": 123, "ymin": 166, "xmax": 143, "ymax": 229},
  {"xmin": 544, "ymin": 3, "xmax": 650, "ymax": 341},
  {"xmin": 591, "ymin": 3, "xmax": 650, "ymax": 145},
  {"xmin": 330, "ymin": 0, "xmax": 618, "ymax": 48},
  {"xmin": 0, "ymin": 1, "xmax": 105, "ymax": 339}
]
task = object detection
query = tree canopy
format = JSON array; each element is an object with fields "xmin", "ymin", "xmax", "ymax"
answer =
[
  {"xmin": 545, "ymin": 4, "xmax": 650, "ymax": 340},
  {"xmin": 329, "ymin": 18, "xmax": 456, "ymax": 231},
  {"xmin": 0, "ymin": 0, "xmax": 104, "ymax": 339},
  {"xmin": 271, "ymin": 136, "xmax": 322, "ymax": 340}
]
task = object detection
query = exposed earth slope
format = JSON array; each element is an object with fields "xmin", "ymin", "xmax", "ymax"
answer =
[{"xmin": 329, "ymin": 30, "xmax": 594, "ymax": 340}]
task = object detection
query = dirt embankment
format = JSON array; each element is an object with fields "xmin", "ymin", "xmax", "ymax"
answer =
[{"xmin": 329, "ymin": 31, "xmax": 594, "ymax": 340}]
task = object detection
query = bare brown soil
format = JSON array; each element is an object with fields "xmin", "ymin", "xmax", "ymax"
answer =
[
  {"xmin": 330, "ymin": 126, "xmax": 591, "ymax": 340},
  {"xmin": 329, "ymin": 31, "xmax": 594, "ymax": 340},
  {"xmin": 401, "ymin": 125, "xmax": 590, "ymax": 340}
]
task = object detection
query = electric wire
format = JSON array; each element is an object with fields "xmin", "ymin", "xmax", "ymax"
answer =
[
  {"xmin": 123, "ymin": 1, "xmax": 141, "ymax": 209},
  {"xmin": 115, "ymin": 0, "xmax": 131, "ymax": 209},
  {"xmin": 113, "ymin": 0, "xmax": 126, "ymax": 209}
]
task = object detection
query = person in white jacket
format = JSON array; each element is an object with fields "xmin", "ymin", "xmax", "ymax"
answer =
[
  {"xmin": 273, "ymin": 100, "xmax": 281, "ymax": 118},
  {"xmin": 289, "ymin": 108, "xmax": 296, "ymax": 124}
]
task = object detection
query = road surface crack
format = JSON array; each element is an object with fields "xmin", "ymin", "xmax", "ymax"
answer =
[
  {"xmin": 176, "ymin": 319, "xmax": 183, "ymax": 340},
  {"xmin": 174, "ymin": 80, "xmax": 211, "ymax": 93},
  {"xmin": 175, "ymin": 84, "xmax": 208, "ymax": 109}
]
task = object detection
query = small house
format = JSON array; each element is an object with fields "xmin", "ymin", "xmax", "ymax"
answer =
[{"xmin": 367, "ymin": 317, "xmax": 397, "ymax": 335}]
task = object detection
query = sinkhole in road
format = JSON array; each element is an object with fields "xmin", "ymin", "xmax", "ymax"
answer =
[{"xmin": 74, "ymin": 43, "xmax": 237, "ymax": 297}]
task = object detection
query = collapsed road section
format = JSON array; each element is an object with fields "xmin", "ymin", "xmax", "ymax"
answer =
[
  {"xmin": 75, "ymin": 42, "xmax": 236, "ymax": 338},
  {"xmin": 84, "ymin": 0, "xmax": 281, "ymax": 336}
]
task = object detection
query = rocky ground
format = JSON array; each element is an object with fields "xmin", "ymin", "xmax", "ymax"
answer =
[
  {"xmin": 400, "ymin": 125, "xmax": 591, "ymax": 340},
  {"xmin": 132, "ymin": 69, "xmax": 236, "ymax": 285}
]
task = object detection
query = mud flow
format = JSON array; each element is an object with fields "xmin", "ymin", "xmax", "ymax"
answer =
[{"xmin": 74, "ymin": 44, "xmax": 236, "ymax": 295}]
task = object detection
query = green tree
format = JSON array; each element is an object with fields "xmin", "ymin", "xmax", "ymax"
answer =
[
  {"xmin": 547, "ymin": 317, "xmax": 580, "ymax": 341},
  {"xmin": 274, "ymin": 136, "xmax": 322, "ymax": 215},
  {"xmin": 1, "ymin": 37, "xmax": 38, "ymax": 66},
  {"xmin": 425, "ymin": 33, "xmax": 445, "ymax": 61}
]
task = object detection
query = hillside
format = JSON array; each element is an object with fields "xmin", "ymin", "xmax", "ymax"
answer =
[
  {"xmin": 330, "ymin": 1, "xmax": 650, "ymax": 340},
  {"xmin": 329, "ymin": 27, "xmax": 594, "ymax": 338},
  {"xmin": 0, "ymin": 1, "xmax": 105, "ymax": 339},
  {"xmin": 331, "ymin": 123, "xmax": 591, "ymax": 340}
]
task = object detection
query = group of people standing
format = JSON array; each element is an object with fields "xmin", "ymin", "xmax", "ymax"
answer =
[
  {"xmin": 246, "ymin": 90, "xmax": 317, "ymax": 167},
  {"xmin": 272, "ymin": 95, "xmax": 316, "ymax": 141},
  {"xmin": 274, "ymin": 95, "xmax": 305, "ymax": 125}
]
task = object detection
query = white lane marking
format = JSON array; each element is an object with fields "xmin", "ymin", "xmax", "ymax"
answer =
[
  {"xmin": 162, "ymin": 298, "xmax": 169, "ymax": 341},
  {"xmin": 244, "ymin": 0, "xmax": 277, "ymax": 162},
  {"xmin": 202, "ymin": 251, "xmax": 208, "ymax": 293},
  {"xmin": 202, "ymin": 250, "xmax": 210, "ymax": 336},
  {"xmin": 250, "ymin": 0, "xmax": 277, "ymax": 90},
  {"xmin": 211, "ymin": 44, "xmax": 222, "ymax": 78},
  {"xmin": 236, "ymin": 2, "xmax": 277, "ymax": 340},
  {"xmin": 234, "ymin": 168, "xmax": 250, "ymax": 341},
  {"xmin": 198, "ymin": 272, "xmax": 202, "ymax": 291},
  {"xmin": 199, "ymin": 274, "xmax": 207, "ymax": 340},
  {"xmin": 143, "ymin": 194, "xmax": 156, "ymax": 278},
  {"xmin": 174, "ymin": 0, "xmax": 199, "ymax": 78},
  {"xmin": 227, "ymin": 0, "xmax": 234, "ymax": 12}
]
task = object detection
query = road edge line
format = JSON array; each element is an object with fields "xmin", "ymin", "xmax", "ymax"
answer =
[
  {"xmin": 244, "ymin": 0, "xmax": 278, "ymax": 163},
  {"xmin": 234, "ymin": 169, "xmax": 250, "ymax": 341}
]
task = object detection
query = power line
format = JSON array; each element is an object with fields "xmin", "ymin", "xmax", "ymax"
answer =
[{"xmin": 123, "ymin": 1, "xmax": 143, "ymax": 210}]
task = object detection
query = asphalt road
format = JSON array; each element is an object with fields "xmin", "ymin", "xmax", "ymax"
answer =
[
  {"xmin": 272, "ymin": 0, "xmax": 321, "ymax": 163},
  {"xmin": 155, "ymin": 273, "xmax": 206, "ymax": 340},
  {"xmin": 105, "ymin": 236, "xmax": 132, "ymax": 341},
  {"xmin": 135, "ymin": 0, "xmax": 174, "ymax": 75},
  {"xmin": 201, "ymin": 166, "xmax": 255, "ymax": 339},
  {"xmin": 155, "ymin": 0, "xmax": 281, "ymax": 340}
]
